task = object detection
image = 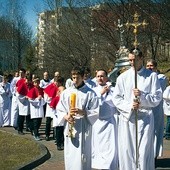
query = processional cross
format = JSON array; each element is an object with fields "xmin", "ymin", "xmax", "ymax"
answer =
[
  {"xmin": 125, "ymin": 12, "xmax": 148, "ymax": 170},
  {"xmin": 126, "ymin": 12, "xmax": 148, "ymax": 49}
]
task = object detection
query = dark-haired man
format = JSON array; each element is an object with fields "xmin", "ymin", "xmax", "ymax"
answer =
[
  {"xmin": 83, "ymin": 67, "xmax": 96, "ymax": 89},
  {"xmin": 113, "ymin": 48, "xmax": 162, "ymax": 170},
  {"xmin": 56, "ymin": 66, "xmax": 98, "ymax": 170}
]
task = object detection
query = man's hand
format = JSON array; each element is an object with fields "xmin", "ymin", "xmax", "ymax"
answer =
[
  {"xmin": 133, "ymin": 88, "xmax": 141, "ymax": 97},
  {"xmin": 70, "ymin": 108, "xmax": 86, "ymax": 116},
  {"xmin": 100, "ymin": 85, "xmax": 110, "ymax": 95},
  {"xmin": 64, "ymin": 114, "xmax": 75, "ymax": 124},
  {"xmin": 132, "ymin": 100, "xmax": 140, "ymax": 110},
  {"xmin": 132, "ymin": 88, "xmax": 140, "ymax": 110}
]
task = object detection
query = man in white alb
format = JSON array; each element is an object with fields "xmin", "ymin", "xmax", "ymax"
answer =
[
  {"xmin": 113, "ymin": 48, "xmax": 162, "ymax": 170},
  {"xmin": 92, "ymin": 69, "xmax": 118, "ymax": 170}
]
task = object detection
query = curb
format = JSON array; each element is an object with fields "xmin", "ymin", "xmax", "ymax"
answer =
[{"xmin": 18, "ymin": 143, "xmax": 50, "ymax": 170}]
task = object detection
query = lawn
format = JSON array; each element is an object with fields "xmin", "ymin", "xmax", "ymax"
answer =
[{"xmin": 0, "ymin": 131, "xmax": 41, "ymax": 170}]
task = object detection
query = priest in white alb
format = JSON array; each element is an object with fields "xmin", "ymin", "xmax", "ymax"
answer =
[{"xmin": 113, "ymin": 48, "xmax": 162, "ymax": 170}]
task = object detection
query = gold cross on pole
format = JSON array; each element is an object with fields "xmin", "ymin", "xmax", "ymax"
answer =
[
  {"xmin": 126, "ymin": 12, "xmax": 148, "ymax": 48},
  {"xmin": 125, "ymin": 12, "xmax": 148, "ymax": 170}
]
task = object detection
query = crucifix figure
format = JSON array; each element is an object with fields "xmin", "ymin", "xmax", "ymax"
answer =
[{"xmin": 126, "ymin": 12, "xmax": 148, "ymax": 49}]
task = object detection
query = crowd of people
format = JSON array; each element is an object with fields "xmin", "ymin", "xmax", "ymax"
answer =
[{"xmin": 0, "ymin": 48, "xmax": 170, "ymax": 170}]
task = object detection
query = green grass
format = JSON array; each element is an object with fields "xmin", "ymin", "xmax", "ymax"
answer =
[{"xmin": 0, "ymin": 131, "xmax": 41, "ymax": 170}]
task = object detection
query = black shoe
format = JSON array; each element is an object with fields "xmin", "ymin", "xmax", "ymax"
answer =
[
  {"xmin": 14, "ymin": 127, "xmax": 18, "ymax": 130},
  {"xmin": 57, "ymin": 145, "xmax": 64, "ymax": 151},
  {"xmin": 57, "ymin": 146, "xmax": 63, "ymax": 151},
  {"xmin": 26, "ymin": 128, "xmax": 31, "ymax": 132},
  {"xmin": 45, "ymin": 136, "xmax": 50, "ymax": 141},
  {"xmin": 165, "ymin": 137, "xmax": 170, "ymax": 140},
  {"xmin": 18, "ymin": 131, "xmax": 24, "ymax": 135},
  {"xmin": 31, "ymin": 130, "xmax": 34, "ymax": 136},
  {"xmin": 60, "ymin": 145, "xmax": 64, "ymax": 150}
]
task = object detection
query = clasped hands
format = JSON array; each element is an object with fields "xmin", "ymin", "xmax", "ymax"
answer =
[
  {"xmin": 64, "ymin": 108, "xmax": 86, "ymax": 124},
  {"xmin": 132, "ymin": 88, "xmax": 141, "ymax": 110},
  {"xmin": 100, "ymin": 85, "xmax": 110, "ymax": 95}
]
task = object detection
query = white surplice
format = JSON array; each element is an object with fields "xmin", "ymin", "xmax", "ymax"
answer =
[
  {"xmin": 91, "ymin": 85, "xmax": 118, "ymax": 170},
  {"xmin": 163, "ymin": 86, "xmax": 170, "ymax": 116},
  {"xmin": 113, "ymin": 67, "xmax": 162, "ymax": 170},
  {"xmin": 153, "ymin": 73, "xmax": 168, "ymax": 157},
  {"xmin": 29, "ymin": 98, "xmax": 45, "ymax": 119},
  {"xmin": 0, "ymin": 82, "xmax": 12, "ymax": 127},
  {"xmin": 16, "ymin": 93, "xmax": 30, "ymax": 116},
  {"xmin": 84, "ymin": 78, "xmax": 96, "ymax": 89},
  {"xmin": 10, "ymin": 76, "xmax": 20, "ymax": 127},
  {"xmin": 56, "ymin": 84, "xmax": 98, "ymax": 170}
]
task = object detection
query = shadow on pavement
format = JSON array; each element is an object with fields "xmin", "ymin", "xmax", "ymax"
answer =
[
  {"xmin": 156, "ymin": 158, "xmax": 170, "ymax": 168},
  {"xmin": 18, "ymin": 144, "xmax": 51, "ymax": 170}
]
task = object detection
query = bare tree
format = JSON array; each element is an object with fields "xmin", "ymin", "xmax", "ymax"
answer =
[
  {"xmin": 36, "ymin": 0, "xmax": 169, "ymax": 78},
  {"xmin": 0, "ymin": 0, "xmax": 33, "ymax": 72}
]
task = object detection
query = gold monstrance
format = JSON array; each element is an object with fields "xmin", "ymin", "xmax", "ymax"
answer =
[{"xmin": 125, "ymin": 12, "xmax": 148, "ymax": 169}]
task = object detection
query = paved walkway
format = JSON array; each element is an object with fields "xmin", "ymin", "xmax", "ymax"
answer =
[
  {"xmin": 32, "ymin": 122, "xmax": 65, "ymax": 170},
  {"xmin": 1, "ymin": 120, "xmax": 170, "ymax": 170}
]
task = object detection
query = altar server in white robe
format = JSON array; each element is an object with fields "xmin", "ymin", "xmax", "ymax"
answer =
[
  {"xmin": 146, "ymin": 59, "xmax": 168, "ymax": 158},
  {"xmin": 56, "ymin": 66, "xmax": 98, "ymax": 170},
  {"xmin": 0, "ymin": 75, "xmax": 12, "ymax": 127},
  {"xmin": 10, "ymin": 73, "xmax": 20, "ymax": 128},
  {"xmin": 113, "ymin": 48, "xmax": 162, "ymax": 170},
  {"xmin": 10, "ymin": 68, "xmax": 26, "ymax": 128},
  {"xmin": 43, "ymin": 80, "xmax": 59, "ymax": 141},
  {"xmin": 27, "ymin": 78, "xmax": 45, "ymax": 141},
  {"xmin": 16, "ymin": 77, "xmax": 30, "ymax": 135},
  {"xmin": 91, "ymin": 69, "xmax": 118, "ymax": 170},
  {"xmin": 83, "ymin": 67, "xmax": 96, "ymax": 89},
  {"xmin": 162, "ymin": 78, "xmax": 170, "ymax": 140}
]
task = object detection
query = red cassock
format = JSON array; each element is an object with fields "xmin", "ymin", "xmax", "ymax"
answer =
[
  {"xmin": 44, "ymin": 83, "xmax": 58, "ymax": 98},
  {"xmin": 16, "ymin": 78, "xmax": 28, "ymax": 96},
  {"xmin": 27, "ymin": 87, "xmax": 44, "ymax": 99},
  {"xmin": 49, "ymin": 96, "xmax": 60, "ymax": 109},
  {"xmin": 16, "ymin": 78, "xmax": 26, "ymax": 87}
]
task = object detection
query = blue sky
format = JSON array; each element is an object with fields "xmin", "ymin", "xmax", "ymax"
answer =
[
  {"xmin": 25, "ymin": 0, "xmax": 100, "ymax": 36},
  {"xmin": 25, "ymin": 0, "xmax": 44, "ymax": 36}
]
